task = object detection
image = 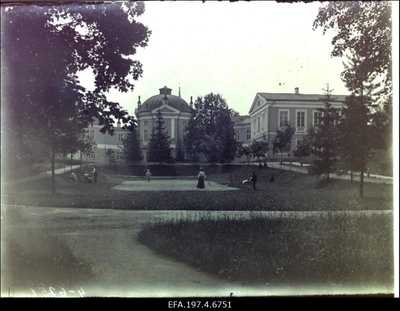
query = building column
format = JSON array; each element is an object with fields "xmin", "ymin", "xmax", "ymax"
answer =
[{"xmin": 171, "ymin": 118, "xmax": 175, "ymax": 142}]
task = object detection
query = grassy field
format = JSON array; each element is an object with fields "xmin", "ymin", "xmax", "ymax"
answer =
[
  {"xmin": 138, "ymin": 212, "xmax": 394, "ymax": 288},
  {"xmin": 1, "ymin": 165, "xmax": 393, "ymax": 211},
  {"xmin": 1, "ymin": 164, "xmax": 394, "ymax": 294}
]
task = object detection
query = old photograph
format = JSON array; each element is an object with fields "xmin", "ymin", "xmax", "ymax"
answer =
[{"xmin": 1, "ymin": 0, "xmax": 398, "ymax": 300}]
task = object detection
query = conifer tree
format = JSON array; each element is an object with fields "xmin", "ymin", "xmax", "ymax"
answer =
[
  {"xmin": 175, "ymin": 139, "xmax": 185, "ymax": 162},
  {"xmin": 147, "ymin": 110, "xmax": 172, "ymax": 165},
  {"xmin": 122, "ymin": 127, "xmax": 143, "ymax": 165},
  {"xmin": 309, "ymin": 86, "xmax": 341, "ymax": 180}
]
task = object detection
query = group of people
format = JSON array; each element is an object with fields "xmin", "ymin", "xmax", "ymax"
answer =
[
  {"xmin": 244, "ymin": 171, "xmax": 275, "ymax": 190},
  {"xmin": 70, "ymin": 166, "xmax": 97, "ymax": 184},
  {"xmin": 144, "ymin": 167, "xmax": 274, "ymax": 190},
  {"xmin": 143, "ymin": 168, "xmax": 207, "ymax": 189},
  {"xmin": 70, "ymin": 166, "xmax": 274, "ymax": 190}
]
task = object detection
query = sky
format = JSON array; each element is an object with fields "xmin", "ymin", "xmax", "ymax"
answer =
[{"xmin": 80, "ymin": 1, "xmax": 353, "ymax": 116}]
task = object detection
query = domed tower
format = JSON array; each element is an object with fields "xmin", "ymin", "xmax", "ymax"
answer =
[{"xmin": 135, "ymin": 86, "xmax": 194, "ymax": 162}]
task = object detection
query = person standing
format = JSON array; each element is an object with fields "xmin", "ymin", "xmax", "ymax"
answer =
[
  {"xmin": 92, "ymin": 166, "xmax": 97, "ymax": 184},
  {"xmin": 145, "ymin": 169, "xmax": 152, "ymax": 182},
  {"xmin": 252, "ymin": 171, "xmax": 257, "ymax": 190},
  {"xmin": 197, "ymin": 168, "xmax": 206, "ymax": 189}
]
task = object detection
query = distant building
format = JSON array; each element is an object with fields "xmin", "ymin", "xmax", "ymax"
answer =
[
  {"xmin": 135, "ymin": 86, "xmax": 193, "ymax": 162},
  {"xmin": 248, "ymin": 87, "xmax": 346, "ymax": 157},
  {"xmin": 85, "ymin": 86, "xmax": 346, "ymax": 164},
  {"xmin": 85, "ymin": 121, "xmax": 128, "ymax": 164},
  {"xmin": 232, "ymin": 115, "xmax": 251, "ymax": 147}
]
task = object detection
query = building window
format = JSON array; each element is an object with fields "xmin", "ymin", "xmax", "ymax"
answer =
[
  {"xmin": 257, "ymin": 116, "xmax": 260, "ymax": 133},
  {"xmin": 117, "ymin": 133, "xmax": 124, "ymax": 142},
  {"xmin": 296, "ymin": 110, "xmax": 306, "ymax": 132},
  {"xmin": 236, "ymin": 130, "xmax": 240, "ymax": 141},
  {"xmin": 89, "ymin": 153, "xmax": 96, "ymax": 159},
  {"xmin": 257, "ymin": 100, "xmax": 260, "ymax": 107},
  {"xmin": 144, "ymin": 129, "xmax": 148, "ymax": 141},
  {"xmin": 247, "ymin": 129, "xmax": 251, "ymax": 140},
  {"xmin": 313, "ymin": 110, "xmax": 322, "ymax": 126},
  {"xmin": 116, "ymin": 151, "xmax": 122, "ymax": 160},
  {"xmin": 279, "ymin": 110, "xmax": 289, "ymax": 128}
]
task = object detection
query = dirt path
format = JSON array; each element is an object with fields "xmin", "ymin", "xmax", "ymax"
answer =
[
  {"xmin": 1, "ymin": 205, "xmax": 245, "ymax": 297},
  {"xmin": 2, "ymin": 205, "xmax": 393, "ymax": 298}
]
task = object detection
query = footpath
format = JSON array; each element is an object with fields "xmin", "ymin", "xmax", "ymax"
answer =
[
  {"xmin": 2, "ymin": 165, "xmax": 82, "ymax": 185},
  {"xmin": 264, "ymin": 161, "xmax": 393, "ymax": 185}
]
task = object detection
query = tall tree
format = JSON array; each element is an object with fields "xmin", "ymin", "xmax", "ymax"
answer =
[
  {"xmin": 122, "ymin": 127, "xmax": 143, "ymax": 165},
  {"xmin": 309, "ymin": 87, "xmax": 341, "ymax": 180},
  {"xmin": 1, "ymin": 2, "xmax": 151, "ymax": 192},
  {"xmin": 272, "ymin": 123, "xmax": 295, "ymax": 172},
  {"xmin": 183, "ymin": 93, "xmax": 239, "ymax": 164},
  {"xmin": 337, "ymin": 94, "xmax": 372, "ymax": 183},
  {"xmin": 339, "ymin": 51, "xmax": 384, "ymax": 196},
  {"xmin": 313, "ymin": 1, "xmax": 392, "ymax": 101},
  {"xmin": 147, "ymin": 110, "xmax": 172, "ymax": 165}
]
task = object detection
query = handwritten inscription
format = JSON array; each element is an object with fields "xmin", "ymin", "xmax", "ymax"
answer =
[{"xmin": 30, "ymin": 286, "xmax": 86, "ymax": 298}]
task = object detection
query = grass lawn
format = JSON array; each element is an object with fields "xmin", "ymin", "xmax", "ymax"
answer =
[
  {"xmin": 1, "ymin": 165, "xmax": 393, "ymax": 211},
  {"xmin": 138, "ymin": 212, "xmax": 394, "ymax": 288},
  {"xmin": 1, "ymin": 165, "xmax": 394, "ymax": 294}
]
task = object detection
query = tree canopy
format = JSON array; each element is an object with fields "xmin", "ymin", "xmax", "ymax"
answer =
[
  {"xmin": 2, "ymin": 1, "xmax": 150, "ymax": 133},
  {"xmin": 183, "ymin": 93, "xmax": 239, "ymax": 164},
  {"xmin": 1, "ymin": 1, "xmax": 150, "ymax": 191},
  {"xmin": 313, "ymin": 1, "xmax": 392, "ymax": 101},
  {"xmin": 272, "ymin": 123, "xmax": 295, "ymax": 158}
]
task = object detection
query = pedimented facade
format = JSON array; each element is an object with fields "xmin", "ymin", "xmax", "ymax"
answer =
[
  {"xmin": 135, "ymin": 86, "xmax": 194, "ymax": 161},
  {"xmin": 248, "ymin": 87, "xmax": 346, "ymax": 157}
]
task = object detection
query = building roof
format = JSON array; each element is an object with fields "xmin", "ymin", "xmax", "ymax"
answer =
[
  {"xmin": 231, "ymin": 115, "xmax": 250, "ymax": 124},
  {"xmin": 257, "ymin": 93, "xmax": 347, "ymax": 102},
  {"xmin": 137, "ymin": 86, "xmax": 193, "ymax": 113},
  {"xmin": 249, "ymin": 91, "xmax": 348, "ymax": 114}
]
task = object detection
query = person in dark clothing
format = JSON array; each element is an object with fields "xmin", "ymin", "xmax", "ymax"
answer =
[
  {"xmin": 269, "ymin": 174, "xmax": 275, "ymax": 182},
  {"xmin": 252, "ymin": 171, "xmax": 257, "ymax": 190},
  {"xmin": 197, "ymin": 168, "xmax": 206, "ymax": 189},
  {"xmin": 259, "ymin": 162, "xmax": 263, "ymax": 170}
]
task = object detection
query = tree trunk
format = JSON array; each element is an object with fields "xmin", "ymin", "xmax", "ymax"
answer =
[
  {"xmin": 359, "ymin": 85, "xmax": 365, "ymax": 198},
  {"xmin": 51, "ymin": 145, "xmax": 56, "ymax": 194},
  {"xmin": 360, "ymin": 168, "xmax": 364, "ymax": 198}
]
